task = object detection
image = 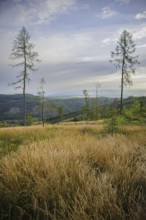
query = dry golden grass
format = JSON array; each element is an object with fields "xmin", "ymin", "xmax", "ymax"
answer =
[{"xmin": 0, "ymin": 124, "xmax": 146, "ymax": 220}]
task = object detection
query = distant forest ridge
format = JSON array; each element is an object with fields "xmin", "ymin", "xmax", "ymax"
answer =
[
  {"xmin": 0, "ymin": 94, "xmax": 146, "ymax": 122},
  {"xmin": 1, "ymin": 88, "xmax": 146, "ymax": 99},
  {"xmin": 0, "ymin": 94, "xmax": 114, "ymax": 120},
  {"xmin": 47, "ymin": 89, "xmax": 146, "ymax": 99}
]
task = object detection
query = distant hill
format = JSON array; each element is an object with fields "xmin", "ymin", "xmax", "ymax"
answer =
[
  {"xmin": 0, "ymin": 94, "xmax": 40, "ymax": 121},
  {"xmin": 123, "ymin": 96, "xmax": 146, "ymax": 107},
  {"xmin": 0, "ymin": 94, "xmax": 114, "ymax": 121},
  {"xmin": 0, "ymin": 94, "xmax": 145, "ymax": 122}
]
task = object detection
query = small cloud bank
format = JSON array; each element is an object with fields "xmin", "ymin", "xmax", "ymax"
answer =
[
  {"xmin": 135, "ymin": 10, "xmax": 146, "ymax": 20},
  {"xmin": 97, "ymin": 6, "xmax": 117, "ymax": 19}
]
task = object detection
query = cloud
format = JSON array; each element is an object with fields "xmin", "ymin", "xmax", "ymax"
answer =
[
  {"xmin": 34, "ymin": 0, "xmax": 76, "ymax": 24},
  {"xmin": 135, "ymin": 10, "xmax": 146, "ymax": 20},
  {"xmin": 114, "ymin": 0, "xmax": 130, "ymax": 5},
  {"xmin": 136, "ymin": 44, "xmax": 146, "ymax": 48},
  {"xmin": 31, "ymin": 59, "xmax": 113, "ymax": 91},
  {"xmin": 0, "ymin": 0, "xmax": 88, "ymax": 26},
  {"xmin": 0, "ymin": 29, "xmax": 16, "ymax": 65},
  {"xmin": 101, "ymin": 30, "xmax": 121, "ymax": 46},
  {"xmin": 133, "ymin": 27, "xmax": 146, "ymax": 40},
  {"xmin": 101, "ymin": 26, "xmax": 146, "ymax": 47},
  {"xmin": 97, "ymin": 6, "xmax": 117, "ymax": 19},
  {"xmin": 101, "ymin": 37, "xmax": 116, "ymax": 45},
  {"xmin": 35, "ymin": 31, "xmax": 98, "ymax": 64}
]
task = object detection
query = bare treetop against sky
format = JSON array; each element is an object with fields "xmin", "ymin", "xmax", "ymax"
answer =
[{"xmin": 0, "ymin": 0, "xmax": 146, "ymax": 97}]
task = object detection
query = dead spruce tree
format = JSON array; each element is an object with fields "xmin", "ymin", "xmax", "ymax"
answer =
[
  {"xmin": 110, "ymin": 30, "xmax": 139, "ymax": 114},
  {"xmin": 10, "ymin": 27, "xmax": 40, "ymax": 125}
]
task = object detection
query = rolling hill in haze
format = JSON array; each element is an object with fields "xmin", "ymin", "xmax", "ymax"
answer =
[
  {"xmin": 0, "ymin": 94, "xmax": 113, "ymax": 121},
  {"xmin": 0, "ymin": 94, "xmax": 146, "ymax": 122}
]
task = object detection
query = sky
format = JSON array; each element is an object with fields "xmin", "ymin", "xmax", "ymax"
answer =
[{"xmin": 0, "ymin": 0, "xmax": 146, "ymax": 98}]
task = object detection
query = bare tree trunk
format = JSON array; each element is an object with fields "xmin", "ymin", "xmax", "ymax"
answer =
[
  {"xmin": 23, "ymin": 79, "xmax": 26, "ymax": 126},
  {"xmin": 120, "ymin": 34, "xmax": 126, "ymax": 115},
  {"xmin": 23, "ymin": 44, "xmax": 26, "ymax": 126},
  {"xmin": 96, "ymin": 85, "xmax": 98, "ymax": 120},
  {"xmin": 41, "ymin": 96, "xmax": 45, "ymax": 127},
  {"xmin": 120, "ymin": 62, "xmax": 124, "ymax": 115}
]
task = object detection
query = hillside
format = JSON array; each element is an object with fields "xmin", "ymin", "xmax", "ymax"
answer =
[
  {"xmin": 0, "ymin": 94, "xmax": 114, "ymax": 121},
  {"xmin": 0, "ymin": 94, "xmax": 40, "ymax": 121},
  {"xmin": 0, "ymin": 94, "xmax": 146, "ymax": 122}
]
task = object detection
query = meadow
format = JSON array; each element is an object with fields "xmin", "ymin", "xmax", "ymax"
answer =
[{"xmin": 0, "ymin": 123, "xmax": 146, "ymax": 220}]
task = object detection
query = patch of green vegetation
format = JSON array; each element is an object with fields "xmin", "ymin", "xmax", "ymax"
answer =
[
  {"xmin": 81, "ymin": 127, "xmax": 100, "ymax": 137},
  {"xmin": 0, "ymin": 127, "xmax": 59, "ymax": 158},
  {"xmin": 0, "ymin": 134, "xmax": 24, "ymax": 157}
]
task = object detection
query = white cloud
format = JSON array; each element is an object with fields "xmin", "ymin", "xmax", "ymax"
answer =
[
  {"xmin": 0, "ymin": 0, "xmax": 87, "ymax": 26},
  {"xmin": 0, "ymin": 29, "xmax": 16, "ymax": 65},
  {"xmin": 36, "ymin": 0, "xmax": 76, "ymax": 24},
  {"xmin": 78, "ymin": 56, "xmax": 100, "ymax": 62},
  {"xmin": 135, "ymin": 11, "xmax": 146, "ymax": 20},
  {"xmin": 101, "ymin": 26, "xmax": 146, "ymax": 47},
  {"xmin": 101, "ymin": 33, "xmax": 119, "ymax": 45},
  {"xmin": 36, "ymin": 32, "xmax": 95, "ymax": 64},
  {"xmin": 101, "ymin": 37, "xmax": 116, "ymax": 45},
  {"xmin": 136, "ymin": 44, "xmax": 146, "ymax": 48},
  {"xmin": 114, "ymin": 0, "xmax": 130, "ymax": 5},
  {"xmin": 133, "ymin": 27, "xmax": 146, "ymax": 40},
  {"xmin": 97, "ymin": 6, "xmax": 117, "ymax": 19}
]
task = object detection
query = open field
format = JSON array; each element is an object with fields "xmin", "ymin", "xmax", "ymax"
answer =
[{"xmin": 0, "ymin": 123, "xmax": 146, "ymax": 220}]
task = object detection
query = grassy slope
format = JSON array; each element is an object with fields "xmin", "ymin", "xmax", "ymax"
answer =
[{"xmin": 0, "ymin": 124, "xmax": 146, "ymax": 220}]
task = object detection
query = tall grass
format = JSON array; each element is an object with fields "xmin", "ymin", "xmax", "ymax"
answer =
[
  {"xmin": 0, "ymin": 125, "xmax": 60, "ymax": 157},
  {"xmin": 0, "ymin": 124, "xmax": 146, "ymax": 219}
]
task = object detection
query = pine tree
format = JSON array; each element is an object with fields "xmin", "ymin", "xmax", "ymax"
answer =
[
  {"xmin": 110, "ymin": 30, "xmax": 139, "ymax": 114},
  {"xmin": 10, "ymin": 27, "xmax": 40, "ymax": 125}
]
